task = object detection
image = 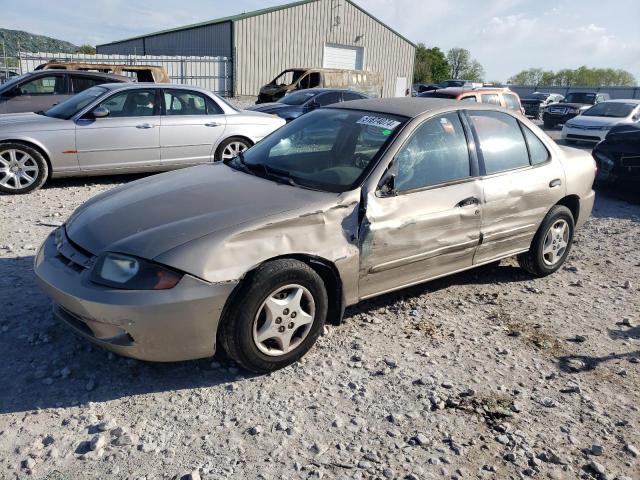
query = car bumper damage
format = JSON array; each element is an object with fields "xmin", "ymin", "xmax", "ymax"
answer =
[{"xmin": 34, "ymin": 231, "xmax": 237, "ymax": 362}]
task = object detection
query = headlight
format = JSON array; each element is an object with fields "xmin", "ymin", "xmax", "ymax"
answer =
[
  {"xmin": 90, "ymin": 252, "xmax": 183, "ymax": 290},
  {"xmin": 53, "ymin": 227, "xmax": 64, "ymax": 249}
]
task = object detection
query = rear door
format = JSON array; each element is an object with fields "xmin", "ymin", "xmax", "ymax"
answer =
[
  {"xmin": 3, "ymin": 73, "xmax": 69, "ymax": 113},
  {"xmin": 75, "ymin": 88, "xmax": 161, "ymax": 171},
  {"xmin": 467, "ymin": 110, "xmax": 565, "ymax": 263},
  {"xmin": 359, "ymin": 112, "xmax": 483, "ymax": 298},
  {"xmin": 159, "ymin": 89, "xmax": 226, "ymax": 165}
]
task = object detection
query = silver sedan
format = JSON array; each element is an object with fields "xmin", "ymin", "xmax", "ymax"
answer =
[{"xmin": 0, "ymin": 83, "xmax": 285, "ymax": 194}]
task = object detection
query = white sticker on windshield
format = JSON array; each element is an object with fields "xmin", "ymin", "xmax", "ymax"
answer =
[{"xmin": 357, "ymin": 115, "xmax": 401, "ymax": 130}]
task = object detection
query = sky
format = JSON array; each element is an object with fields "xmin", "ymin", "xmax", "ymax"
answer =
[{"xmin": 1, "ymin": 0, "xmax": 639, "ymax": 82}]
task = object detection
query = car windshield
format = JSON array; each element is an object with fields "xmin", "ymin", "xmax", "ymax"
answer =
[
  {"xmin": 214, "ymin": 94, "xmax": 239, "ymax": 112},
  {"xmin": 563, "ymin": 93, "xmax": 596, "ymax": 104},
  {"xmin": 582, "ymin": 102, "xmax": 637, "ymax": 118},
  {"xmin": 228, "ymin": 108, "xmax": 408, "ymax": 193},
  {"xmin": 44, "ymin": 86, "xmax": 108, "ymax": 119},
  {"xmin": 278, "ymin": 91, "xmax": 318, "ymax": 105}
]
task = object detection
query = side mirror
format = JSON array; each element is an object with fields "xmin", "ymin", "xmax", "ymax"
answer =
[
  {"xmin": 92, "ymin": 106, "xmax": 110, "ymax": 118},
  {"xmin": 379, "ymin": 173, "xmax": 396, "ymax": 197}
]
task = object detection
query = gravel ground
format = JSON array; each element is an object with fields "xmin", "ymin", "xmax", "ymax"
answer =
[{"xmin": 0, "ymin": 119, "xmax": 639, "ymax": 480}]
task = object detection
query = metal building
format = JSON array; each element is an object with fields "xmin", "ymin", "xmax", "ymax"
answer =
[{"xmin": 97, "ymin": 0, "xmax": 416, "ymax": 98}]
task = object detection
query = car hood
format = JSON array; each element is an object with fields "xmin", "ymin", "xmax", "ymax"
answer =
[
  {"xmin": 65, "ymin": 164, "xmax": 336, "ymax": 260},
  {"xmin": 0, "ymin": 112, "xmax": 71, "ymax": 131},
  {"xmin": 567, "ymin": 115, "xmax": 628, "ymax": 127}
]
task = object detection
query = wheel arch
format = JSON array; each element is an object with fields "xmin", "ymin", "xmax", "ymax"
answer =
[{"xmin": 555, "ymin": 195, "xmax": 580, "ymax": 224}]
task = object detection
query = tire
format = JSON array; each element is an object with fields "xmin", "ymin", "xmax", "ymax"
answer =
[
  {"xmin": 218, "ymin": 259, "xmax": 328, "ymax": 373},
  {"xmin": 517, "ymin": 205, "xmax": 575, "ymax": 277},
  {"xmin": 214, "ymin": 137, "xmax": 252, "ymax": 162},
  {"xmin": 0, "ymin": 142, "xmax": 48, "ymax": 194}
]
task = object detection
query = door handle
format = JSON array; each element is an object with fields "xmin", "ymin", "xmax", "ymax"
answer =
[
  {"xmin": 136, "ymin": 123, "xmax": 155, "ymax": 129},
  {"xmin": 204, "ymin": 122, "xmax": 221, "ymax": 127},
  {"xmin": 456, "ymin": 196, "xmax": 480, "ymax": 208},
  {"xmin": 549, "ymin": 179, "xmax": 562, "ymax": 188}
]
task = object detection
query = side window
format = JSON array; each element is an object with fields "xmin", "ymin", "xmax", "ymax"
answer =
[
  {"xmin": 316, "ymin": 92, "xmax": 341, "ymax": 106},
  {"xmin": 469, "ymin": 111, "xmax": 530, "ymax": 174},
  {"xmin": 395, "ymin": 113, "xmax": 471, "ymax": 192},
  {"xmin": 521, "ymin": 124, "xmax": 550, "ymax": 165},
  {"xmin": 342, "ymin": 91, "xmax": 365, "ymax": 102},
  {"xmin": 19, "ymin": 75, "xmax": 65, "ymax": 95},
  {"xmin": 503, "ymin": 94, "xmax": 521, "ymax": 111},
  {"xmin": 71, "ymin": 76, "xmax": 106, "ymax": 93},
  {"xmin": 480, "ymin": 93, "xmax": 500, "ymax": 106},
  {"xmin": 460, "ymin": 96, "xmax": 477, "ymax": 102},
  {"xmin": 164, "ymin": 90, "xmax": 209, "ymax": 116},
  {"xmin": 100, "ymin": 90, "xmax": 156, "ymax": 117},
  {"xmin": 205, "ymin": 96, "xmax": 224, "ymax": 115}
]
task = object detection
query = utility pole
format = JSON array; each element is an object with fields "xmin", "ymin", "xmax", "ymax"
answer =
[{"xmin": 1, "ymin": 40, "xmax": 7, "ymax": 81}]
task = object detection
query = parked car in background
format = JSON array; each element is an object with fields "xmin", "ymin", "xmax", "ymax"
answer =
[
  {"xmin": 0, "ymin": 70, "xmax": 132, "ymax": 114},
  {"xmin": 246, "ymin": 88, "xmax": 368, "ymax": 122},
  {"xmin": 0, "ymin": 83, "xmax": 284, "ymax": 194},
  {"xmin": 412, "ymin": 83, "xmax": 439, "ymax": 96},
  {"xmin": 419, "ymin": 87, "xmax": 523, "ymax": 113},
  {"xmin": 521, "ymin": 92, "xmax": 564, "ymax": 119},
  {"xmin": 34, "ymin": 98, "xmax": 595, "ymax": 372},
  {"xmin": 436, "ymin": 79, "xmax": 483, "ymax": 89},
  {"xmin": 257, "ymin": 68, "xmax": 382, "ymax": 103},
  {"xmin": 592, "ymin": 123, "xmax": 640, "ymax": 188},
  {"xmin": 36, "ymin": 61, "xmax": 170, "ymax": 83},
  {"xmin": 0, "ymin": 69, "xmax": 19, "ymax": 84},
  {"xmin": 561, "ymin": 100, "xmax": 640, "ymax": 144},
  {"xmin": 542, "ymin": 92, "xmax": 609, "ymax": 128}
]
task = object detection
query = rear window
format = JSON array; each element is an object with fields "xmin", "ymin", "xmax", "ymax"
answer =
[
  {"xmin": 504, "ymin": 94, "xmax": 521, "ymax": 111},
  {"xmin": 480, "ymin": 94, "xmax": 501, "ymax": 106}
]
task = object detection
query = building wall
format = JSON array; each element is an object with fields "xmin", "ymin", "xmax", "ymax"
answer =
[
  {"xmin": 234, "ymin": 0, "xmax": 415, "ymax": 97},
  {"xmin": 97, "ymin": 22, "xmax": 232, "ymax": 58}
]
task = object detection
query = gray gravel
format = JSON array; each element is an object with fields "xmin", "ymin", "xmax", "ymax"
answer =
[{"xmin": 0, "ymin": 119, "xmax": 639, "ymax": 480}]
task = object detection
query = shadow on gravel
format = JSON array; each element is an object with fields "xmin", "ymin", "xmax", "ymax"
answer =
[
  {"xmin": 43, "ymin": 172, "xmax": 152, "ymax": 191},
  {"xmin": 0, "ymin": 255, "xmax": 249, "ymax": 415},
  {"xmin": 609, "ymin": 324, "xmax": 640, "ymax": 340},
  {"xmin": 557, "ymin": 351, "xmax": 639, "ymax": 374}
]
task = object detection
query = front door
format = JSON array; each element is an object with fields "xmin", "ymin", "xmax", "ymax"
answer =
[
  {"xmin": 3, "ymin": 73, "xmax": 70, "ymax": 114},
  {"xmin": 466, "ymin": 110, "xmax": 566, "ymax": 263},
  {"xmin": 75, "ymin": 89, "xmax": 161, "ymax": 171},
  {"xmin": 359, "ymin": 112, "xmax": 483, "ymax": 299},
  {"xmin": 159, "ymin": 89, "xmax": 226, "ymax": 165}
]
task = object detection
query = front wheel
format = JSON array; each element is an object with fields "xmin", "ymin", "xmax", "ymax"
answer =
[
  {"xmin": 218, "ymin": 259, "xmax": 328, "ymax": 373},
  {"xmin": 0, "ymin": 143, "xmax": 48, "ymax": 194},
  {"xmin": 214, "ymin": 137, "xmax": 252, "ymax": 162},
  {"xmin": 517, "ymin": 205, "xmax": 575, "ymax": 277}
]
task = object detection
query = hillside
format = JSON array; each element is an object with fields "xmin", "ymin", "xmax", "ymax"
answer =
[{"xmin": 0, "ymin": 28, "xmax": 77, "ymax": 56}]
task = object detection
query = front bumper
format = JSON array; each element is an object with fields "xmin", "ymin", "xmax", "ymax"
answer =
[
  {"xmin": 561, "ymin": 126, "xmax": 607, "ymax": 143},
  {"xmin": 34, "ymin": 232, "xmax": 238, "ymax": 362}
]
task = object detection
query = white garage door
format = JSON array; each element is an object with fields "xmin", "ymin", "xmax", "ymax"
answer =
[{"xmin": 323, "ymin": 44, "xmax": 364, "ymax": 70}]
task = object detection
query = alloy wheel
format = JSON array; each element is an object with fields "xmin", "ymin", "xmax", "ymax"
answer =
[
  {"xmin": 542, "ymin": 219, "xmax": 570, "ymax": 266},
  {"xmin": 0, "ymin": 148, "xmax": 39, "ymax": 191}
]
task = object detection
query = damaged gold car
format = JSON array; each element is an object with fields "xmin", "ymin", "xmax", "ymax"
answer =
[{"xmin": 34, "ymin": 98, "xmax": 596, "ymax": 373}]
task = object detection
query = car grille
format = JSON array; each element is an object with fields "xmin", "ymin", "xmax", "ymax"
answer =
[
  {"xmin": 55, "ymin": 229, "xmax": 95, "ymax": 272},
  {"xmin": 621, "ymin": 156, "xmax": 640, "ymax": 168},
  {"xmin": 567, "ymin": 134, "xmax": 601, "ymax": 141},
  {"xmin": 569, "ymin": 124, "xmax": 603, "ymax": 131}
]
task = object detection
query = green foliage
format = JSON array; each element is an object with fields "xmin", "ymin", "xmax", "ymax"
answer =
[
  {"xmin": 414, "ymin": 44, "xmax": 450, "ymax": 84},
  {"xmin": 76, "ymin": 44, "xmax": 96, "ymax": 55},
  {"xmin": 0, "ymin": 28, "xmax": 77, "ymax": 57},
  {"xmin": 445, "ymin": 47, "xmax": 484, "ymax": 82},
  {"xmin": 508, "ymin": 66, "xmax": 637, "ymax": 87}
]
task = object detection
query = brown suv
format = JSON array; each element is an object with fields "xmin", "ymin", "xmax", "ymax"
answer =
[{"xmin": 419, "ymin": 87, "xmax": 523, "ymax": 114}]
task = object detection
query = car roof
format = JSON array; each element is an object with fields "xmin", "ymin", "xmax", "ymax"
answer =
[
  {"xmin": 600, "ymin": 99, "xmax": 640, "ymax": 104},
  {"xmin": 26, "ymin": 69, "xmax": 131, "ymax": 81},
  {"xmin": 329, "ymin": 97, "xmax": 506, "ymax": 118},
  {"xmin": 291, "ymin": 88, "xmax": 366, "ymax": 94},
  {"xmin": 99, "ymin": 82, "xmax": 213, "ymax": 94}
]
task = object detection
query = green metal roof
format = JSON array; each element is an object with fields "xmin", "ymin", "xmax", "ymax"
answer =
[{"xmin": 97, "ymin": 0, "xmax": 416, "ymax": 48}]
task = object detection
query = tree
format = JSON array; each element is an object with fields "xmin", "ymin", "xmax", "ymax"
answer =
[
  {"xmin": 77, "ymin": 44, "xmax": 96, "ymax": 54},
  {"xmin": 445, "ymin": 47, "xmax": 485, "ymax": 82},
  {"xmin": 414, "ymin": 44, "xmax": 450, "ymax": 84},
  {"xmin": 508, "ymin": 66, "xmax": 637, "ymax": 87}
]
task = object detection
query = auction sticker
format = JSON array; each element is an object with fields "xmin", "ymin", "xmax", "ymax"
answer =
[{"xmin": 357, "ymin": 116, "xmax": 401, "ymax": 130}]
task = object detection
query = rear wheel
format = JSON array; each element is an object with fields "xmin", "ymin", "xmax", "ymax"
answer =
[
  {"xmin": 517, "ymin": 205, "xmax": 575, "ymax": 277},
  {"xmin": 0, "ymin": 143, "xmax": 48, "ymax": 194},
  {"xmin": 214, "ymin": 137, "xmax": 252, "ymax": 162},
  {"xmin": 218, "ymin": 259, "xmax": 328, "ymax": 373}
]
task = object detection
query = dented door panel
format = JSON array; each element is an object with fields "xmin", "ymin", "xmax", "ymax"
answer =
[{"xmin": 358, "ymin": 180, "xmax": 483, "ymax": 299}]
